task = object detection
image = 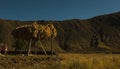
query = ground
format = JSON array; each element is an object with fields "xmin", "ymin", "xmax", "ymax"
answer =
[{"xmin": 0, "ymin": 53, "xmax": 120, "ymax": 69}]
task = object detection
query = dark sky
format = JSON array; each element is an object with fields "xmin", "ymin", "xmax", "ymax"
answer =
[{"xmin": 0, "ymin": 0, "xmax": 120, "ymax": 21}]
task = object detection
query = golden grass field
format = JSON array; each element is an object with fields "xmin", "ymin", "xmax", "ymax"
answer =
[
  {"xmin": 59, "ymin": 53, "xmax": 120, "ymax": 69},
  {"xmin": 0, "ymin": 53, "xmax": 120, "ymax": 69}
]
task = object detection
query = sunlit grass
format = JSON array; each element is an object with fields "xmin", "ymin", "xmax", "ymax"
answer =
[
  {"xmin": 0, "ymin": 54, "xmax": 120, "ymax": 69},
  {"xmin": 59, "ymin": 53, "xmax": 120, "ymax": 69}
]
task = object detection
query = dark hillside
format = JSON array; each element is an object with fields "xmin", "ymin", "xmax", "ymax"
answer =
[
  {"xmin": 54, "ymin": 20, "xmax": 95, "ymax": 52},
  {"xmin": 1, "ymin": 12, "xmax": 120, "ymax": 53},
  {"xmin": 89, "ymin": 12, "xmax": 120, "ymax": 52}
]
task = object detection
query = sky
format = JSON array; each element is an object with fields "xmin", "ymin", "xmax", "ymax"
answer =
[{"xmin": 0, "ymin": 0, "xmax": 120, "ymax": 21}]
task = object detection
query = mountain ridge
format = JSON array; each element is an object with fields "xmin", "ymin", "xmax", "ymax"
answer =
[{"xmin": 1, "ymin": 12, "xmax": 120, "ymax": 53}]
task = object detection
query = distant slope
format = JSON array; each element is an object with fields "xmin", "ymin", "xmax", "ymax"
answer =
[{"xmin": 1, "ymin": 12, "xmax": 120, "ymax": 53}]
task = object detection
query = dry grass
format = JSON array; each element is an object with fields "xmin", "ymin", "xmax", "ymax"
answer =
[
  {"xmin": 0, "ymin": 54, "xmax": 120, "ymax": 69},
  {"xmin": 59, "ymin": 53, "xmax": 120, "ymax": 69}
]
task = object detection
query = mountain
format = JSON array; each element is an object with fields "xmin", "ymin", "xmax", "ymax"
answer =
[{"xmin": 1, "ymin": 12, "xmax": 120, "ymax": 53}]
